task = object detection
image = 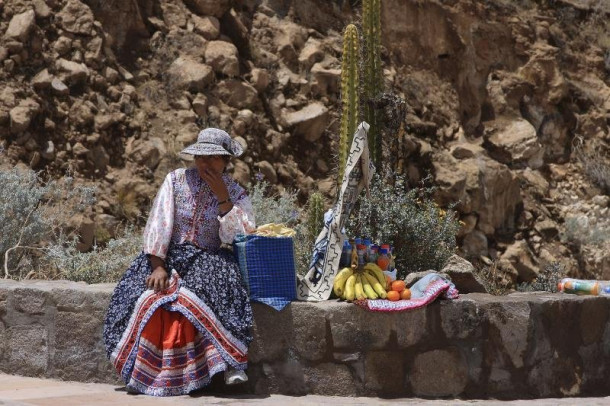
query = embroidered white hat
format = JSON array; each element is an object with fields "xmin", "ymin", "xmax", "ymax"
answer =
[{"xmin": 180, "ymin": 128, "xmax": 244, "ymax": 157}]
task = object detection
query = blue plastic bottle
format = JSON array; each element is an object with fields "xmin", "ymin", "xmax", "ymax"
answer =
[
  {"xmin": 363, "ymin": 238, "xmax": 372, "ymax": 263},
  {"xmin": 340, "ymin": 240, "xmax": 352, "ymax": 268},
  {"xmin": 370, "ymin": 244, "xmax": 379, "ymax": 263}
]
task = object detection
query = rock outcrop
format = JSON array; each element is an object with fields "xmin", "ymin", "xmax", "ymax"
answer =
[{"xmin": 0, "ymin": 0, "xmax": 608, "ymax": 281}]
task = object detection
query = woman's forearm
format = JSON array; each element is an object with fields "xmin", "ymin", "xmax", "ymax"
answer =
[{"xmin": 149, "ymin": 255, "xmax": 166, "ymax": 272}]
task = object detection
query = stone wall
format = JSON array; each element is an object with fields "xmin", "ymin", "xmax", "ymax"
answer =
[{"xmin": 1, "ymin": 280, "xmax": 610, "ymax": 399}]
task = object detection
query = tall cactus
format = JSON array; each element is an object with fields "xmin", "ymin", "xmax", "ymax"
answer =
[
  {"xmin": 339, "ymin": 24, "xmax": 360, "ymax": 185},
  {"xmin": 306, "ymin": 192, "xmax": 325, "ymax": 240},
  {"xmin": 363, "ymin": 0, "xmax": 383, "ymax": 169}
]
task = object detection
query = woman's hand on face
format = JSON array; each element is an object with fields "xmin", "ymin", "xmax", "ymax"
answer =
[
  {"xmin": 146, "ymin": 266, "xmax": 169, "ymax": 292},
  {"xmin": 201, "ymin": 167, "xmax": 230, "ymax": 201}
]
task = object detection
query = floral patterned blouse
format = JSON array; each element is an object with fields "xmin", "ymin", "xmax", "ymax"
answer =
[{"xmin": 143, "ymin": 167, "xmax": 255, "ymax": 259}]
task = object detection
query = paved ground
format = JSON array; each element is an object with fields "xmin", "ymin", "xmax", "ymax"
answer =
[{"xmin": 1, "ymin": 374, "xmax": 610, "ymax": 406}]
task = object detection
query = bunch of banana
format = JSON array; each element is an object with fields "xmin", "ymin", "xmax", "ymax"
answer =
[
  {"xmin": 332, "ymin": 263, "xmax": 387, "ymax": 301},
  {"xmin": 332, "ymin": 267, "xmax": 354, "ymax": 299},
  {"xmin": 362, "ymin": 263, "xmax": 388, "ymax": 300}
]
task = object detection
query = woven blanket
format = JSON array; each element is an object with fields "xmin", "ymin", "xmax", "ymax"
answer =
[{"xmin": 356, "ymin": 273, "xmax": 459, "ymax": 312}]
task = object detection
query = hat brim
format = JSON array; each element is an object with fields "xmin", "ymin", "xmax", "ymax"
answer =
[{"xmin": 180, "ymin": 141, "xmax": 243, "ymax": 157}]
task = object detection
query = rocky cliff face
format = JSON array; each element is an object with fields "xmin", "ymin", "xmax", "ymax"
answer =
[{"xmin": 0, "ymin": 0, "xmax": 608, "ymax": 284}]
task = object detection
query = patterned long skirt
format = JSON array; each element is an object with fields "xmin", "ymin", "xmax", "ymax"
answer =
[{"xmin": 103, "ymin": 243, "xmax": 253, "ymax": 396}]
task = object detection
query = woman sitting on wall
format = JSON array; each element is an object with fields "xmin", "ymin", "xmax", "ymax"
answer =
[{"xmin": 103, "ymin": 128, "xmax": 255, "ymax": 396}]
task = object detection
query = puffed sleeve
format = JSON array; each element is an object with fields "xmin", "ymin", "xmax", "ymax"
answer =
[
  {"xmin": 218, "ymin": 194, "xmax": 256, "ymax": 244},
  {"xmin": 142, "ymin": 173, "xmax": 174, "ymax": 259}
]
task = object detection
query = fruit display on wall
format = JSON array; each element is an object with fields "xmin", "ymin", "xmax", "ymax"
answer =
[{"xmin": 333, "ymin": 263, "xmax": 412, "ymax": 301}]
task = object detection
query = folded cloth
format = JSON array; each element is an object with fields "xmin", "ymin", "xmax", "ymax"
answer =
[
  {"xmin": 356, "ymin": 273, "xmax": 459, "ymax": 312},
  {"xmin": 254, "ymin": 223, "xmax": 296, "ymax": 237},
  {"xmin": 234, "ymin": 234, "xmax": 297, "ymax": 311}
]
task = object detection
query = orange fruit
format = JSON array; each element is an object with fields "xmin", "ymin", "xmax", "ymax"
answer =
[
  {"xmin": 384, "ymin": 275, "xmax": 392, "ymax": 290},
  {"xmin": 400, "ymin": 289, "xmax": 411, "ymax": 300},
  {"xmin": 391, "ymin": 280, "xmax": 406, "ymax": 293},
  {"xmin": 387, "ymin": 290, "xmax": 400, "ymax": 301}
]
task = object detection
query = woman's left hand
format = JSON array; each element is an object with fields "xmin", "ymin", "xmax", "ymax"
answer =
[{"xmin": 201, "ymin": 168, "xmax": 230, "ymax": 201}]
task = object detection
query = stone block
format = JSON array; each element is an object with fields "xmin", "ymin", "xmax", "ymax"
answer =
[
  {"xmin": 364, "ymin": 351, "xmax": 406, "ymax": 396},
  {"xmin": 13, "ymin": 288, "xmax": 47, "ymax": 315},
  {"xmin": 327, "ymin": 303, "xmax": 392, "ymax": 350},
  {"xmin": 603, "ymin": 321, "xmax": 610, "ymax": 357},
  {"xmin": 525, "ymin": 294, "xmax": 580, "ymax": 369},
  {"xmin": 4, "ymin": 10, "xmax": 36, "ymax": 42},
  {"xmin": 52, "ymin": 286, "xmax": 112, "ymax": 313},
  {"xmin": 487, "ymin": 118, "xmax": 543, "ymax": 169},
  {"xmin": 441, "ymin": 254, "xmax": 488, "ymax": 293},
  {"xmin": 409, "ymin": 348, "xmax": 468, "ymax": 397},
  {"xmin": 283, "ymin": 102, "xmax": 329, "ymax": 142},
  {"xmin": 167, "ymin": 57, "xmax": 213, "ymax": 92},
  {"xmin": 333, "ymin": 352, "xmax": 364, "ymax": 382},
  {"xmin": 527, "ymin": 355, "xmax": 580, "ymax": 397},
  {"xmin": 303, "ymin": 363, "xmax": 359, "ymax": 396},
  {"xmin": 394, "ymin": 308, "xmax": 427, "ymax": 348},
  {"xmin": 98, "ymin": 358, "xmax": 122, "ymax": 385},
  {"xmin": 5, "ymin": 324, "xmax": 48, "ymax": 375},
  {"xmin": 525, "ymin": 308, "xmax": 553, "ymax": 369},
  {"xmin": 53, "ymin": 311, "xmax": 107, "ymax": 382},
  {"xmin": 484, "ymin": 299, "xmax": 530, "ymax": 368},
  {"xmin": 249, "ymin": 304, "xmax": 292, "ymax": 362},
  {"xmin": 578, "ymin": 342, "xmax": 603, "ymax": 394},
  {"xmin": 488, "ymin": 366, "xmax": 513, "ymax": 394},
  {"xmin": 87, "ymin": 287, "xmax": 114, "ymax": 311},
  {"xmin": 215, "ymin": 79, "xmax": 261, "ymax": 110},
  {"xmin": 0, "ymin": 321, "xmax": 6, "ymax": 360},
  {"xmin": 440, "ymin": 298, "xmax": 484, "ymax": 339},
  {"xmin": 0, "ymin": 289, "xmax": 9, "ymax": 318},
  {"xmin": 251, "ymin": 303, "xmax": 329, "ymax": 363},
  {"xmin": 54, "ymin": 311, "xmax": 103, "ymax": 351},
  {"xmin": 579, "ymin": 297, "xmax": 609, "ymax": 346},
  {"xmin": 254, "ymin": 359, "xmax": 306, "ymax": 396},
  {"xmin": 51, "ymin": 288, "xmax": 88, "ymax": 312},
  {"xmin": 54, "ymin": 352, "xmax": 103, "ymax": 382},
  {"xmin": 291, "ymin": 303, "xmax": 328, "ymax": 362},
  {"xmin": 205, "ymin": 40, "xmax": 239, "ymax": 77},
  {"xmin": 57, "ymin": 0, "xmax": 94, "ymax": 35}
]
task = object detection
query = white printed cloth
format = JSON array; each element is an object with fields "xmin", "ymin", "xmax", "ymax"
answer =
[{"xmin": 297, "ymin": 122, "xmax": 375, "ymax": 301}]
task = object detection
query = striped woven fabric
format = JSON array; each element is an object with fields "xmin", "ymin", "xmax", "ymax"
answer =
[
  {"xmin": 110, "ymin": 271, "xmax": 247, "ymax": 396},
  {"xmin": 356, "ymin": 274, "xmax": 459, "ymax": 312},
  {"xmin": 129, "ymin": 309, "xmax": 225, "ymax": 395}
]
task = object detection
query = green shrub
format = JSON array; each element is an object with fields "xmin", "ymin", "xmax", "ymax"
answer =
[
  {"xmin": 294, "ymin": 222, "xmax": 315, "ymax": 277},
  {"xmin": 46, "ymin": 227, "xmax": 142, "ymax": 284},
  {"xmin": 248, "ymin": 179, "xmax": 299, "ymax": 226},
  {"xmin": 0, "ymin": 168, "xmax": 51, "ymax": 277},
  {"xmin": 563, "ymin": 215, "xmax": 610, "ymax": 248},
  {"xmin": 0, "ymin": 167, "xmax": 95, "ymax": 279},
  {"xmin": 305, "ymin": 192, "xmax": 325, "ymax": 242},
  {"xmin": 345, "ymin": 175, "xmax": 460, "ymax": 279},
  {"xmin": 294, "ymin": 193, "xmax": 327, "ymax": 276},
  {"xmin": 578, "ymin": 149, "xmax": 610, "ymax": 195},
  {"xmin": 248, "ymin": 178, "xmax": 317, "ymax": 276}
]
